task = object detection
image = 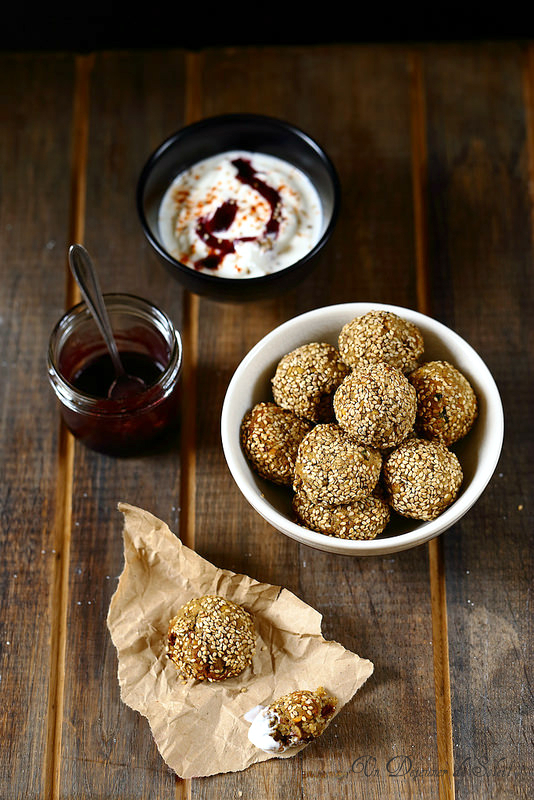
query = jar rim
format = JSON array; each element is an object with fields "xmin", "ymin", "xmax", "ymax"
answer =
[{"xmin": 47, "ymin": 292, "xmax": 183, "ymax": 414}]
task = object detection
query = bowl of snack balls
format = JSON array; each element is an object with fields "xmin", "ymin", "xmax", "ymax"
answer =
[{"xmin": 221, "ymin": 303, "xmax": 504, "ymax": 555}]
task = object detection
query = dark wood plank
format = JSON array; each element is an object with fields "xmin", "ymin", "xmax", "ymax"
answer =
[
  {"xmin": 422, "ymin": 42, "xmax": 534, "ymax": 800},
  {"xmin": 0, "ymin": 53, "xmax": 76, "ymax": 798},
  {"xmin": 192, "ymin": 44, "xmax": 440, "ymax": 800},
  {"xmin": 58, "ymin": 51, "xmax": 190, "ymax": 800}
]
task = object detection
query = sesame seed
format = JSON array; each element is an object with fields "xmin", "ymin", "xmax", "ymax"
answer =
[{"xmin": 242, "ymin": 309, "xmax": 478, "ymax": 541}]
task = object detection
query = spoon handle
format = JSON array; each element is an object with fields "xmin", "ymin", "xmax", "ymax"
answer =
[{"xmin": 68, "ymin": 244, "xmax": 125, "ymax": 377}]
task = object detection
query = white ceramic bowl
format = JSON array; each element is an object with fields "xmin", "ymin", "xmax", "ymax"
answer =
[{"xmin": 221, "ymin": 302, "xmax": 504, "ymax": 556}]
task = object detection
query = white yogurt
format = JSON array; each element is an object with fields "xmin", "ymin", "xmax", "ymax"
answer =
[
  {"xmin": 158, "ymin": 151, "xmax": 323, "ymax": 278},
  {"xmin": 245, "ymin": 704, "xmax": 287, "ymax": 753}
]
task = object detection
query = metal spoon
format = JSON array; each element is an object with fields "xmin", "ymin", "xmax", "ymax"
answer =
[{"xmin": 68, "ymin": 244, "xmax": 146, "ymax": 401}]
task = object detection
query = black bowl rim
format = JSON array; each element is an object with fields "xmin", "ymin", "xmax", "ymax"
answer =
[{"xmin": 136, "ymin": 112, "xmax": 341, "ymax": 288}]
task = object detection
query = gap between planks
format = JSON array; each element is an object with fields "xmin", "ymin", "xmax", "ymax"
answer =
[
  {"xmin": 174, "ymin": 50, "xmax": 205, "ymax": 800},
  {"xmin": 410, "ymin": 49, "xmax": 456, "ymax": 800},
  {"xmin": 44, "ymin": 54, "xmax": 93, "ymax": 800}
]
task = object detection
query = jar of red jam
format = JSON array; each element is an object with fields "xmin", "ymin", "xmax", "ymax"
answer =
[{"xmin": 47, "ymin": 293, "xmax": 182, "ymax": 455}]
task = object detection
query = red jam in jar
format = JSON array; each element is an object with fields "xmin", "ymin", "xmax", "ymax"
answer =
[
  {"xmin": 71, "ymin": 351, "xmax": 164, "ymax": 397},
  {"xmin": 47, "ymin": 294, "xmax": 182, "ymax": 455}
]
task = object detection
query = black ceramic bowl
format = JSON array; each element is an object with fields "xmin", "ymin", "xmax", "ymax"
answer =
[{"xmin": 136, "ymin": 114, "xmax": 340, "ymax": 302}]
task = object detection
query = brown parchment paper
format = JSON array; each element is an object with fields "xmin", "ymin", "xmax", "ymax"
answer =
[{"xmin": 107, "ymin": 503, "xmax": 374, "ymax": 779}]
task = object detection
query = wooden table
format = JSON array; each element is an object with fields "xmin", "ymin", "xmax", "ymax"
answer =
[{"xmin": 1, "ymin": 41, "xmax": 532, "ymax": 800}]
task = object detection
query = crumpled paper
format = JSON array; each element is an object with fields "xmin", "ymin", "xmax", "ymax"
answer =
[{"xmin": 107, "ymin": 503, "xmax": 374, "ymax": 778}]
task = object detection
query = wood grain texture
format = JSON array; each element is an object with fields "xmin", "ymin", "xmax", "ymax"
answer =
[
  {"xmin": 0, "ymin": 53, "xmax": 75, "ymax": 800},
  {"xmin": 45, "ymin": 54, "xmax": 90, "ymax": 800},
  {"xmin": 422, "ymin": 42, "xmax": 534, "ymax": 800}
]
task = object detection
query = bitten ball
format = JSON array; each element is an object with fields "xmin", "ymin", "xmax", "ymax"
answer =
[{"xmin": 247, "ymin": 687, "xmax": 338, "ymax": 753}]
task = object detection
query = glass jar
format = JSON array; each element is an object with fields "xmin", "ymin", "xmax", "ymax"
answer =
[{"xmin": 47, "ymin": 293, "xmax": 182, "ymax": 455}]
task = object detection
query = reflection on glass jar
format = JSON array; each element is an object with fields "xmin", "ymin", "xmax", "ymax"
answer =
[{"xmin": 47, "ymin": 293, "xmax": 182, "ymax": 455}]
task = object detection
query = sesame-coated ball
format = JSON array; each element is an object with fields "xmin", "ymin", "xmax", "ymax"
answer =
[
  {"xmin": 240, "ymin": 402, "xmax": 313, "ymax": 485},
  {"xmin": 333, "ymin": 362, "xmax": 417, "ymax": 449},
  {"xmin": 293, "ymin": 423, "xmax": 382, "ymax": 506},
  {"xmin": 293, "ymin": 487, "xmax": 390, "ymax": 540},
  {"xmin": 409, "ymin": 360, "xmax": 478, "ymax": 446},
  {"xmin": 383, "ymin": 437, "xmax": 463, "ymax": 520},
  {"xmin": 260, "ymin": 687, "xmax": 338, "ymax": 750},
  {"xmin": 338, "ymin": 310, "xmax": 424, "ymax": 373},
  {"xmin": 166, "ymin": 595, "xmax": 255, "ymax": 681},
  {"xmin": 271, "ymin": 342, "xmax": 350, "ymax": 423}
]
